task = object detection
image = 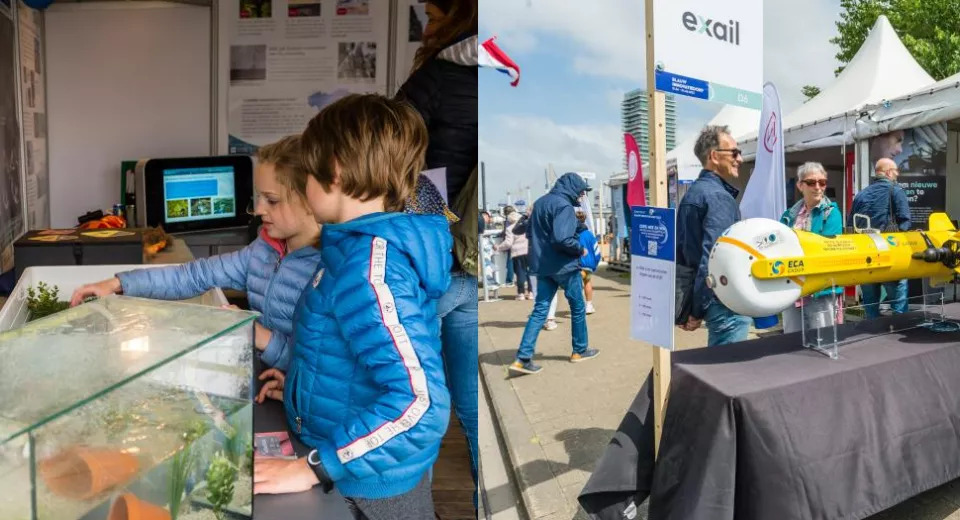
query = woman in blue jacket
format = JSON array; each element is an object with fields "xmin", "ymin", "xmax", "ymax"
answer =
[
  {"xmin": 70, "ymin": 136, "xmax": 323, "ymax": 371},
  {"xmin": 779, "ymin": 162, "xmax": 844, "ymax": 334}
]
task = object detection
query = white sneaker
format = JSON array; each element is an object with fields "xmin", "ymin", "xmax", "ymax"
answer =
[
  {"xmin": 516, "ymin": 294, "xmax": 526, "ymax": 301},
  {"xmin": 585, "ymin": 302, "xmax": 596, "ymax": 315},
  {"xmin": 543, "ymin": 319, "xmax": 558, "ymax": 331}
]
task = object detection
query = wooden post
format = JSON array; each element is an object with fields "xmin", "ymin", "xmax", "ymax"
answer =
[{"xmin": 645, "ymin": 0, "xmax": 671, "ymax": 458}]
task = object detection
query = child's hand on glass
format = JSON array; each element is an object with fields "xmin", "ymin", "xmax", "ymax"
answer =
[
  {"xmin": 70, "ymin": 278, "xmax": 121, "ymax": 307},
  {"xmin": 257, "ymin": 368, "xmax": 285, "ymax": 403},
  {"xmin": 220, "ymin": 305, "xmax": 272, "ymax": 351}
]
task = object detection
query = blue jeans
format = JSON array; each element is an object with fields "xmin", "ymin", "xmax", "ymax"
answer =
[
  {"xmin": 516, "ymin": 270, "xmax": 588, "ymax": 360},
  {"xmin": 861, "ymin": 280, "xmax": 908, "ymax": 319},
  {"xmin": 505, "ymin": 250, "xmax": 514, "ymax": 283},
  {"xmin": 436, "ymin": 271, "xmax": 478, "ymax": 503},
  {"xmin": 704, "ymin": 301, "xmax": 751, "ymax": 346}
]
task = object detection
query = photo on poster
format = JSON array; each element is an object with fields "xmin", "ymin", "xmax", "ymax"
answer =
[
  {"xmin": 408, "ymin": 4, "xmax": 427, "ymax": 42},
  {"xmin": 337, "ymin": 42, "xmax": 376, "ymax": 80},
  {"xmin": 869, "ymin": 122, "xmax": 947, "ymax": 176},
  {"xmin": 26, "ymin": 70, "xmax": 35, "ymax": 108},
  {"xmin": 239, "ymin": 0, "xmax": 271, "ymax": 19},
  {"xmin": 25, "ymin": 142, "xmax": 32, "ymax": 177},
  {"xmin": 336, "ymin": 0, "xmax": 368, "ymax": 16},
  {"xmin": 34, "ymin": 36, "xmax": 41, "ymax": 75},
  {"xmin": 307, "ymin": 88, "xmax": 350, "ymax": 111},
  {"xmin": 288, "ymin": 0, "xmax": 320, "ymax": 17},
  {"xmin": 33, "ymin": 112, "xmax": 45, "ymax": 138},
  {"xmin": 230, "ymin": 44, "xmax": 267, "ymax": 82}
]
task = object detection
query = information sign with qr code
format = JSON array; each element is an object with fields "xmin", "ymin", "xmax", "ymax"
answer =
[{"xmin": 630, "ymin": 206, "xmax": 676, "ymax": 349}]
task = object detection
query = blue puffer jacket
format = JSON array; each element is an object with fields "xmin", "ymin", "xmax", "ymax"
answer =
[
  {"xmin": 847, "ymin": 177, "xmax": 912, "ymax": 231},
  {"xmin": 117, "ymin": 228, "xmax": 322, "ymax": 370},
  {"xmin": 527, "ymin": 172, "xmax": 590, "ymax": 277},
  {"xmin": 285, "ymin": 212, "xmax": 452, "ymax": 500},
  {"xmin": 578, "ymin": 227, "xmax": 601, "ymax": 272}
]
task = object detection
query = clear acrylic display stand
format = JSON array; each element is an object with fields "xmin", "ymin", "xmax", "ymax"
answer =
[{"xmin": 800, "ymin": 280, "xmax": 958, "ymax": 359}]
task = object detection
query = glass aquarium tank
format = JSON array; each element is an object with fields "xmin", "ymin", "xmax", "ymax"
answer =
[{"xmin": 0, "ymin": 296, "xmax": 257, "ymax": 520}]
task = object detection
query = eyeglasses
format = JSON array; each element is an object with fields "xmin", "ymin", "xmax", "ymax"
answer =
[
  {"xmin": 715, "ymin": 148, "xmax": 742, "ymax": 158},
  {"xmin": 801, "ymin": 179, "xmax": 827, "ymax": 187}
]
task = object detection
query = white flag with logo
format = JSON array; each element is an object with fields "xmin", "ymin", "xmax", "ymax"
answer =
[{"xmin": 740, "ymin": 82, "xmax": 785, "ymax": 220}]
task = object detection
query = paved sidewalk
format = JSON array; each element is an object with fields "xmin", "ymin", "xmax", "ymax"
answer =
[{"xmin": 479, "ymin": 267, "xmax": 960, "ymax": 520}]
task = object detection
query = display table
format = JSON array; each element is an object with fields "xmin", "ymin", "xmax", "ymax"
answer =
[
  {"xmin": 579, "ymin": 305, "xmax": 960, "ymax": 520},
  {"xmin": 252, "ymin": 400, "xmax": 353, "ymax": 519}
]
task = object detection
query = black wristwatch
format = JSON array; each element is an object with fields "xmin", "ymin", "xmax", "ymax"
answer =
[{"xmin": 306, "ymin": 449, "xmax": 334, "ymax": 493}]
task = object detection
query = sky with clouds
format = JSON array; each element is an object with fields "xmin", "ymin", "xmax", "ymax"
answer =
[{"xmin": 479, "ymin": 0, "xmax": 843, "ymax": 207}]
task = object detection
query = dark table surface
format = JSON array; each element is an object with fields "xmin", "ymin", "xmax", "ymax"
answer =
[{"xmin": 580, "ymin": 304, "xmax": 960, "ymax": 520}]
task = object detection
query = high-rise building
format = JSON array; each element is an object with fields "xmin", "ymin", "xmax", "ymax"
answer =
[{"xmin": 621, "ymin": 89, "xmax": 676, "ymax": 168}]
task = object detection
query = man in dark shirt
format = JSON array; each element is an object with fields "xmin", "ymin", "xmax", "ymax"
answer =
[
  {"xmin": 676, "ymin": 125, "xmax": 751, "ymax": 346},
  {"xmin": 848, "ymin": 158, "xmax": 912, "ymax": 318}
]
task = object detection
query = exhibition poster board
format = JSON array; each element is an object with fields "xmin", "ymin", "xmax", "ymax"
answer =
[
  {"xmin": 226, "ymin": 0, "xmax": 390, "ymax": 153},
  {"xmin": 18, "ymin": 0, "xmax": 47, "ymax": 230},
  {"xmin": 0, "ymin": 3, "xmax": 24, "ymax": 271}
]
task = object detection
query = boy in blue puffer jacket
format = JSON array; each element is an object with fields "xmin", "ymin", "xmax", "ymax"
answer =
[
  {"xmin": 576, "ymin": 208, "xmax": 601, "ymax": 314},
  {"xmin": 70, "ymin": 136, "xmax": 323, "ymax": 371},
  {"xmin": 252, "ymin": 94, "xmax": 451, "ymax": 519}
]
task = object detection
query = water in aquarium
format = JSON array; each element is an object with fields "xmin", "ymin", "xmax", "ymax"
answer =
[{"xmin": 0, "ymin": 296, "xmax": 256, "ymax": 520}]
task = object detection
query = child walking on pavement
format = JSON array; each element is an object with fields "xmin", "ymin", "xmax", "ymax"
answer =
[{"xmin": 252, "ymin": 94, "xmax": 452, "ymax": 519}]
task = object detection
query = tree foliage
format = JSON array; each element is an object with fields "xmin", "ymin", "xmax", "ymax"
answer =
[
  {"xmin": 831, "ymin": 0, "xmax": 960, "ymax": 80},
  {"xmin": 801, "ymin": 85, "xmax": 822, "ymax": 100}
]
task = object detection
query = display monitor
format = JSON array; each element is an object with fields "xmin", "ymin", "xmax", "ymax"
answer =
[{"xmin": 135, "ymin": 155, "xmax": 253, "ymax": 233}]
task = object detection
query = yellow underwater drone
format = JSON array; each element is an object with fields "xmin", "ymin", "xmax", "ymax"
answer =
[{"xmin": 707, "ymin": 212, "xmax": 960, "ymax": 317}]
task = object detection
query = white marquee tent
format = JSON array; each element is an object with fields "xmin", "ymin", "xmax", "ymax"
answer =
[{"xmin": 740, "ymin": 15, "xmax": 934, "ymax": 157}]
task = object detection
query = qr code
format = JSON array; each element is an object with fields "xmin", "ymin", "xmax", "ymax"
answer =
[{"xmin": 647, "ymin": 240, "xmax": 657, "ymax": 256}]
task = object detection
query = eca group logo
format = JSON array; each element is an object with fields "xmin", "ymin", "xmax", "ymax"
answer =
[{"xmin": 772, "ymin": 260, "xmax": 784, "ymax": 275}]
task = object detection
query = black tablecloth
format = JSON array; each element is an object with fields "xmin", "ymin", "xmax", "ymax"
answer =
[{"xmin": 579, "ymin": 306, "xmax": 960, "ymax": 520}]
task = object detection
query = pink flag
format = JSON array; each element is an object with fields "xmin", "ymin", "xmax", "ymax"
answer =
[{"xmin": 625, "ymin": 133, "xmax": 646, "ymax": 207}]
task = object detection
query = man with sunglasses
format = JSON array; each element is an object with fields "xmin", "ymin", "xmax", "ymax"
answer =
[
  {"xmin": 847, "ymin": 158, "xmax": 912, "ymax": 319},
  {"xmin": 676, "ymin": 125, "xmax": 751, "ymax": 346}
]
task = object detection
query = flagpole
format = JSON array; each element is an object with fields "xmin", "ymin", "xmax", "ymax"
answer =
[{"xmin": 645, "ymin": 0, "xmax": 671, "ymax": 458}]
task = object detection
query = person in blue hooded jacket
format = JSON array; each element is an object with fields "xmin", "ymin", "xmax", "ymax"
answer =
[
  {"xmin": 252, "ymin": 94, "xmax": 451, "ymax": 519},
  {"xmin": 70, "ymin": 136, "xmax": 322, "ymax": 371},
  {"xmin": 779, "ymin": 162, "xmax": 844, "ymax": 333},
  {"xmin": 509, "ymin": 172, "xmax": 601, "ymax": 376}
]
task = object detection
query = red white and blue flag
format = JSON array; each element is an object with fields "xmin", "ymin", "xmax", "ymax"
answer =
[{"xmin": 479, "ymin": 37, "xmax": 520, "ymax": 86}]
